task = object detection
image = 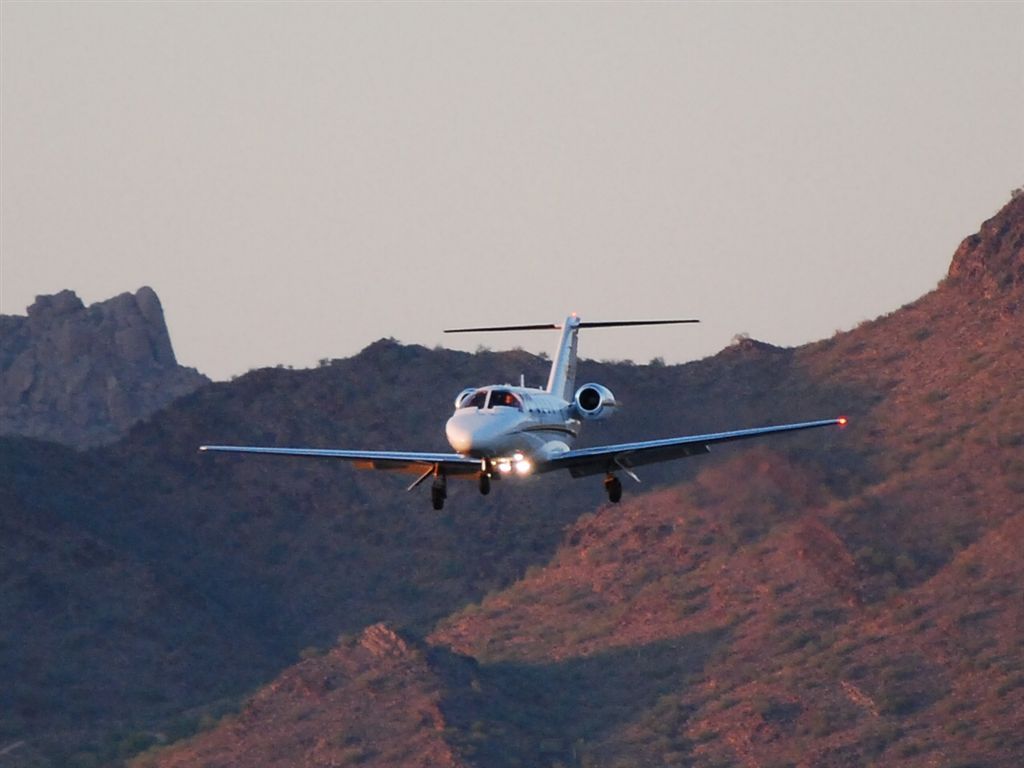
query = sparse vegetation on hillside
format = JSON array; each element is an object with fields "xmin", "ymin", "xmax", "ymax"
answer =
[{"xmin": 3, "ymin": 196, "xmax": 1022, "ymax": 767}]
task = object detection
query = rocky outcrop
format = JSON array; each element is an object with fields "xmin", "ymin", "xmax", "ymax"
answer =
[
  {"xmin": 145, "ymin": 624, "xmax": 468, "ymax": 768},
  {"xmin": 947, "ymin": 193, "xmax": 1024, "ymax": 299},
  {"xmin": 0, "ymin": 287, "xmax": 208, "ymax": 447},
  {"xmin": 724, "ymin": 335, "xmax": 789, "ymax": 356},
  {"xmin": 359, "ymin": 622, "xmax": 414, "ymax": 659}
]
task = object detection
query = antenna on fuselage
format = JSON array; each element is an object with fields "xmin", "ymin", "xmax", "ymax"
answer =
[{"xmin": 444, "ymin": 316, "xmax": 699, "ymax": 401}]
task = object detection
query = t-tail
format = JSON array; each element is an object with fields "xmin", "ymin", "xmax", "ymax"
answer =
[
  {"xmin": 444, "ymin": 315, "xmax": 699, "ymax": 401},
  {"xmin": 546, "ymin": 315, "xmax": 581, "ymax": 400}
]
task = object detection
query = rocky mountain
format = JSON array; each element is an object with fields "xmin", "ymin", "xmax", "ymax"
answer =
[
  {"xmin": 141, "ymin": 624, "xmax": 469, "ymax": 768},
  {"xmin": 1, "ymin": 196, "xmax": 1021, "ymax": 767},
  {"xmin": 0, "ymin": 287, "xmax": 208, "ymax": 448}
]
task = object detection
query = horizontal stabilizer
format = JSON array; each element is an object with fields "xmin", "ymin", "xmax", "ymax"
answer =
[
  {"xmin": 444, "ymin": 319, "xmax": 698, "ymax": 333},
  {"xmin": 579, "ymin": 319, "xmax": 699, "ymax": 328},
  {"xmin": 444, "ymin": 323, "xmax": 559, "ymax": 333}
]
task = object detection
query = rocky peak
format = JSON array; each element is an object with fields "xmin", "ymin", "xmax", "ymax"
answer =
[
  {"xmin": 721, "ymin": 335, "xmax": 788, "ymax": 357},
  {"xmin": 947, "ymin": 193, "xmax": 1024, "ymax": 298},
  {"xmin": 26, "ymin": 288, "xmax": 85, "ymax": 318},
  {"xmin": 0, "ymin": 287, "xmax": 209, "ymax": 448},
  {"xmin": 359, "ymin": 623, "xmax": 413, "ymax": 659}
]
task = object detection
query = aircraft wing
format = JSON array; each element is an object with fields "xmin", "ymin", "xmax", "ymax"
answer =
[
  {"xmin": 198, "ymin": 445, "xmax": 481, "ymax": 476},
  {"xmin": 541, "ymin": 418, "xmax": 846, "ymax": 478}
]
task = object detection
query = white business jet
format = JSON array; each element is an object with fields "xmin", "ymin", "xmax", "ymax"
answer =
[{"xmin": 200, "ymin": 316, "xmax": 846, "ymax": 509}]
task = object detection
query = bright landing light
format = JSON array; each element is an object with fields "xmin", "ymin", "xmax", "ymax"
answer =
[
  {"xmin": 496, "ymin": 453, "xmax": 531, "ymax": 475},
  {"xmin": 510, "ymin": 452, "xmax": 531, "ymax": 474}
]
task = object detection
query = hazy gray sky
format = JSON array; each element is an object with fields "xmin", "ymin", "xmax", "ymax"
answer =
[{"xmin": 2, "ymin": 1, "xmax": 1022, "ymax": 380}]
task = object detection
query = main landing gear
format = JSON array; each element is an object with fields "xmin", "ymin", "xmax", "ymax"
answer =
[
  {"xmin": 431, "ymin": 474, "xmax": 447, "ymax": 510},
  {"xmin": 429, "ymin": 469, "xmax": 490, "ymax": 510},
  {"xmin": 604, "ymin": 473, "xmax": 622, "ymax": 504}
]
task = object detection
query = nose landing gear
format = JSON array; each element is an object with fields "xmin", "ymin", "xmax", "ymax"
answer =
[
  {"xmin": 604, "ymin": 473, "xmax": 622, "ymax": 504},
  {"xmin": 479, "ymin": 473, "xmax": 491, "ymax": 495}
]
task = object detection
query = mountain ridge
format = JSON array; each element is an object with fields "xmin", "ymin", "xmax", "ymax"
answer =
[
  {"xmin": 1, "ymin": 195, "xmax": 1021, "ymax": 766},
  {"xmin": 135, "ymin": 195, "xmax": 1022, "ymax": 767}
]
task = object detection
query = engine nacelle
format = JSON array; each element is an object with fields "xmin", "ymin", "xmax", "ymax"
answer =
[
  {"xmin": 573, "ymin": 383, "xmax": 619, "ymax": 420},
  {"xmin": 454, "ymin": 388, "xmax": 476, "ymax": 409}
]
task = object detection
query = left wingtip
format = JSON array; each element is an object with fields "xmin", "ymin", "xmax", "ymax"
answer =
[{"xmin": 837, "ymin": 416, "xmax": 848, "ymax": 427}]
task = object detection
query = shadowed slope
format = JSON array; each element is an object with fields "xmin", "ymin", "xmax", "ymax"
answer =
[{"xmin": 8, "ymin": 196, "xmax": 1024, "ymax": 766}]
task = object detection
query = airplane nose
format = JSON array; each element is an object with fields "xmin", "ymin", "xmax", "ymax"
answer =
[{"xmin": 446, "ymin": 416, "xmax": 473, "ymax": 453}]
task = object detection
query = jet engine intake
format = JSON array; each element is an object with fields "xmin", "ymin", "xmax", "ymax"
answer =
[{"xmin": 573, "ymin": 383, "xmax": 619, "ymax": 420}]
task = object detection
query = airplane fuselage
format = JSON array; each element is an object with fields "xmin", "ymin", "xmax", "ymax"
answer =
[{"xmin": 444, "ymin": 386, "xmax": 581, "ymax": 468}]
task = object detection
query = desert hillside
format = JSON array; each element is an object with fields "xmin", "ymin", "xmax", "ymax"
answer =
[
  {"xmin": 141, "ymin": 197, "xmax": 1021, "ymax": 767},
  {"xmin": 1, "ymin": 196, "xmax": 1021, "ymax": 767}
]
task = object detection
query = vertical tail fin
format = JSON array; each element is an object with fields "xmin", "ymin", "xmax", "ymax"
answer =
[{"xmin": 546, "ymin": 315, "xmax": 581, "ymax": 401}]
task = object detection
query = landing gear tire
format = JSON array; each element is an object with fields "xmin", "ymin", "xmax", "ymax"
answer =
[
  {"xmin": 479, "ymin": 474, "xmax": 491, "ymax": 496},
  {"xmin": 431, "ymin": 475, "xmax": 447, "ymax": 510},
  {"xmin": 604, "ymin": 474, "xmax": 623, "ymax": 504}
]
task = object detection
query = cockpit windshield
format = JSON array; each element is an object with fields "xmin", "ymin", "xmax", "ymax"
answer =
[
  {"xmin": 488, "ymin": 390, "xmax": 523, "ymax": 410},
  {"xmin": 459, "ymin": 389, "xmax": 524, "ymax": 410},
  {"xmin": 460, "ymin": 390, "xmax": 488, "ymax": 409}
]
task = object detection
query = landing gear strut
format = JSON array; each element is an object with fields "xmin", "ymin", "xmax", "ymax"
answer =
[
  {"xmin": 431, "ymin": 474, "xmax": 447, "ymax": 510},
  {"xmin": 478, "ymin": 473, "xmax": 491, "ymax": 496},
  {"xmin": 604, "ymin": 474, "xmax": 622, "ymax": 504}
]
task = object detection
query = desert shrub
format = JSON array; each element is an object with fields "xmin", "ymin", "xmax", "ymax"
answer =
[
  {"xmin": 877, "ymin": 689, "xmax": 921, "ymax": 716},
  {"xmin": 945, "ymin": 720, "xmax": 975, "ymax": 739},
  {"xmin": 1006, "ymin": 466, "xmax": 1024, "ymax": 493},
  {"xmin": 807, "ymin": 707, "xmax": 838, "ymax": 737},
  {"xmin": 861, "ymin": 722, "xmax": 903, "ymax": 757},
  {"xmin": 774, "ymin": 609, "xmax": 799, "ymax": 626},
  {"xmin": 896, "ymin": 740, "xmax": 923, "ymax": 757},
  {"xmin": 115, "ymin": 731, "xmax": 158, "ymax": 757},
  {"xmin": 996, "ymin": 674, "xmax": 1024, "ymax": 697},
  {"xmin": 779, "ymin": 629, "xmax": 818, "ymax": 653},
  {"xmin": 680, "ymin": 600, "xmax": 705, "ymax": 617},
  {"xmin": 811, "ymin": 606, "xmax": 843, "ymax": 623},
  {"xmin": 996, "ymin": 432, "xmax": 1024, "ymax": 447},
  {"xmin": 753, "ymin": 696, "xmax": 801, "ymax": 724}
]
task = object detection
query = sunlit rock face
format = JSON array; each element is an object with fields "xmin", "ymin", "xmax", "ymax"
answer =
[
  {"xmin": 0, "ymin": 286, "xmax": 209, "ymax": 447},
  {"xmin": 947, "ymin": 194, "xmax": 1024, "ymax": 302}
]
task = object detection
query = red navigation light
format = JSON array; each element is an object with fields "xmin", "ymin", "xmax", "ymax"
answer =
[{"xmin": 838, "ymin": 416, "xmax": 848, "ymax": 426}]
